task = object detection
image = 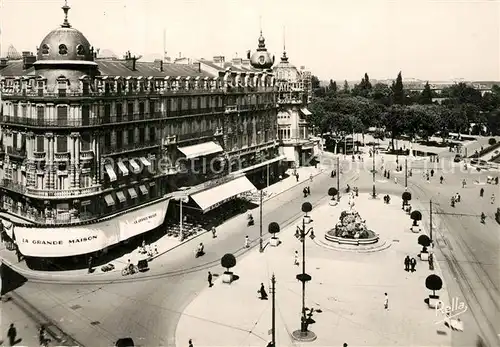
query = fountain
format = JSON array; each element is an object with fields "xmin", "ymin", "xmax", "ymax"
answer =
[{"xmin": 325, "ymin": 207, "xmax": 379, "ymax": 245}]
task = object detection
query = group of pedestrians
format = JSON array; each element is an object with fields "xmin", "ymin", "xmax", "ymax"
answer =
[{"xmin": 404, "ymin": 255, "xmax": 417, "ymax": 272}]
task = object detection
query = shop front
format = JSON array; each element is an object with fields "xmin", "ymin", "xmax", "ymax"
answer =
[{"xmin": 13, "ymin": 199, "xmax": 170, "ymax": 259}]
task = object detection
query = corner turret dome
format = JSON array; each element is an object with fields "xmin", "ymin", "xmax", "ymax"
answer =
[
  {"xmin": 35, "ymin": 1, "xmax": 96, "ymax": 64},
  {"xmin": 273, "ymin": 51, "xmax": 300, "ymax": 81},
  {"xmin": 250, "ymin": 31, "xmax": 274, "ymax": 69}
]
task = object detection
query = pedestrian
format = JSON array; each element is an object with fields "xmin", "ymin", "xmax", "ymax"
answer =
[
  {"xmin": 39, "ymin": 325, "xmax": 49, "ymax": 346},
  {"xmin": 394, "ymin": 177, "xmax": 398, "ymax": 184},
  {"xmin": 88, "ymin": 256, "xmax": 93, "ymax": 274},
  {"xmin": 491, "ymin": 193, "xmax": 495, "ymax": 204},
  {"xmin": 383, "ymin": 170, "xmax": 387, "ymax": 178},
  {"xmin": 303, "ymin": 187, "xmax": 308, "ymax": 198},
  {"xmin": 404, "ymin": 256, "xmax": 410, "ymax": 272},
  {"xmin": 384, "ymin": 293, "xmax": 388, "ymax": 309},
  {"xmin": 15, "ymin": 245, "xmax": 22, "ymax": 262},
  {"xmin": 426, "ymin": 173, "xmax": 429, "ymax": 181},
  {"xmin": 208, "ymin": 271, "xmax": 213, "ymax": 287},
  {"xmin": 294, "ymin": 250, "xmax": 299, "ymax": 266},
  {"xmin": 306, "ymin": 186, "xmax": 311, "ymax": 195},
  {"xmin": 258, "ymin": 283, "xmax": 268, "ymax": 300},
  {"xmin": 154, "ymin": 245, "xmax": 158, "ymax": 255},
  {"xmin": 431, "ymin": 169, "xmax": 434, "ymax": 177},
  {"xmin": 211, "ymin": 226, "xmax": 217, "ymax": 238},
  {"xmin": 409, "ymin": 169, "xmax": 412, "ymax": 177},
  {"xmin": 480, "ymin": 188, "xmax": 484, "ymax": 197},
  {"xmin": 296, "ymin": 173, "xmax": 299, "ymax": 182},
  {"xmin": 440, "ymin": 176, "xmax": 444, "ymax": 184},
  {"xmin": 410, "ymin": 258, "xmax": 417, "ymax": 272},
  {"xmin": 309, "ymin": 173, "xmax": 313, "ymax": 182},
  {"xmin": 387, "ymin": 171, "xmax": 390, "ymax": 179},
  {"xmin": 188, "ymin": 338, "xmax": 194, "ymax": 347},
  {"xmin": 495, "ymin": 176, "xmax": 499, "ymax": 185},
  {"xmin": 343, "ymin": 344, "xmax": 348, "ymax": 347},
  {"xmin": 245, "ymin": 235, "xmax": 250, "ymax": 248},
  {"xmin": 7, "ymin": 323, "xmax": 16, "ymax": 346},
  {"xmin": 462, "ymin": 179, "xmax": 467, "ymax": 188}
]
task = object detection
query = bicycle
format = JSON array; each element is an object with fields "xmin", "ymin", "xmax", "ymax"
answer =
[{"xmin": 121, "ymin": 264, "xmax": 139, "ymax": 276}]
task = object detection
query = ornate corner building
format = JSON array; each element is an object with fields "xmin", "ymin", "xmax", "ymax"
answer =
[
  {"xmin": 0, "ymin": 4, "xmax": 312, "ymax": 262},
  {"xmin": 273, "ymin": 48, "xmax": 318, "ymax": 167}
]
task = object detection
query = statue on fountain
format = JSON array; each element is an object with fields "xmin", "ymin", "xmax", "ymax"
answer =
[{"xmin": 334, "ymin": 210, "xmax": 371, "ymax": 239}]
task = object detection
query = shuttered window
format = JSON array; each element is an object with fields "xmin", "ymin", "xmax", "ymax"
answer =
[
  {"xmin": 57, "ymin": 106, "xmax": 68, "ymax": 126},
  {"xmin": 82, "ymin": 105, "xmax": 90, "ymax": 126},
  {"xmin": 36, "ymin": 136, "xmax": 44, "ymax": 152}
]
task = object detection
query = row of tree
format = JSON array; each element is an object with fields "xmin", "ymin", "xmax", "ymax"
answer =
[{"xmin": 309, "ymin": 73, "xmax": 500, "ymax": 149}]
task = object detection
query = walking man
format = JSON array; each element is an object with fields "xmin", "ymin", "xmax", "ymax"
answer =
[
  {"xmin": 410, "ymin": 258, "xmax": 417, "ymax": 272},
  {"xmin": 384, "ymin": 293, "xmax": 389, "ymax": 309},
  {"xmin": 208, "ymin": 271, "xmax": 213, "ymax": 287},
  {"xmin": 440, "ymin": 176, "xmax": 444, "ymax": 184},
  {"xmin": 462, "ymin": 179, "xmax": 467, "ymax": 188},
  {"xmin": 188, "ymin": 339, "xmax": 194, "ymax": 347},
  {"xmin": 211, "ymin": 227, "xmax": 217, "ymax": 238},
  {"xmin": 480, "ymin": 188, "xmax": 484, "ymax": 197},
  {"xmin": 491, "ymin": 193, "xmax": 495, "ymax": 204},
  {"xmin": 7, "ymin": 323, "xmax": 17, "ymax": 346},
  {"xmin": 296, "ymin": 173, "xmax": 299, "ymax": 182},
  {"xmin": 244, "ymin": 236, "xmax": 250, "ymax": 248},
  {"xmin": 88, "ymin": 256, "xmax": 93, "ymax": 274},
  {"xmin": 431, "ymin": 169, "xmax": 434, "ymax": 177},
  {"xmin": 294, "ymin": 251, "xmax": 299, "ymax": 266},
  {"xmin": 258, "ymin": 283, "xmax": 268, "ymax": 300},
  {"xmin": 309, "ymin": 173, "xmax": 313, "ymax": 182},
  {"xmin": 404, "ymin": 256, "xmax": 410, "ymax": 271}
]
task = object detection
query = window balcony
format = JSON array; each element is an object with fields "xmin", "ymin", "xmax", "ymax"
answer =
[
  {"xmin": 102, "ymin": 141, "xmax": 159, "ymax": 155},
  {"xmin": 33, "ymin": 151, "xmax": 46, "ymax": 161},
  {"xmin": 6, "ymin": 147, "xmax": 26, "ymax": 158},
  {"xmin": 225, "ymin": 105, "xmax": 238, "ymax": 113},
  {"xmin": 176, "ymin": 129, "xmax": 217, "ymax": 142},
  {"xmin": 25, "ymin": 185, "xmax": 101, "ymax": 199},
  {"xmin": 54, "ymin": 152, "xmax": 70, "ymax": 161},
  {"xmin": 80, "ymin": 150, "xmax": 94, "ymax": 160}
]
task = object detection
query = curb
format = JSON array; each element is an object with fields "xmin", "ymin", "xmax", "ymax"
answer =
[{"xmin": 0, "ymin": 168, "xmax": 328, "ymax": 282}]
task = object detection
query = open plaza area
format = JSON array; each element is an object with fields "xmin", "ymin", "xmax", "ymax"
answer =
[{"xmin": 1, "ymin": 1, "xmax": 500, "ymax": 346}]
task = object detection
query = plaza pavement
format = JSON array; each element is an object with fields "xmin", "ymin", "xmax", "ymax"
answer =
[
  {"xmin": 0, "ymin": 165, "xmax": 323, "ymax": 282},
  {"xmin": 175, "ymin": 193, "xmax": 452, "ymax": 347},
  {"xmin": 1, "ymin": 298, "xmax": 41, "ymax": 347}
]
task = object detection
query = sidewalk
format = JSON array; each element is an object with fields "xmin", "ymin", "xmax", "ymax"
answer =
[
  {"xmin": 175, "ymin": 193, "xmax": 452, "ymax": 347},
  {"xmin": 0, "ymin": 165, "xmax": 325, "ymax": 282},
  {"xmin": 1, "ymin": 299, "xmax": 41, "ymax": 347}
]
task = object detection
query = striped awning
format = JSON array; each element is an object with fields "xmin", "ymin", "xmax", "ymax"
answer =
[
  {"xmin": 104, "ymin": 164, "xmax": 117, "ymax": 182},
  {"xmin": 104, "ymin": 194, "xmax": 115, "ymax": 206},
  {"xmin": 139, "ymin": 157, "xmax": 151, "ymax": 167},
  {"xmin": 128, "ymin": 187, "xmax": 138, "ymax": 199},
  {"xmin": 117, "ymin": 161, "xmax": 129, "ymax": 176},
  {"xmin": 139, "ymin": 185, "xmax": 148, "ymax": 195},
  {"xmin": 116, "ymin": 191, "xmax": 126, "ymax": 203},
  {"xmin": 129, "ymin": 159, "xmax": 141, "ymax": 174}
]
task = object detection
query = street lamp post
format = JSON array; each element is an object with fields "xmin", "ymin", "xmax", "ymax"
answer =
[
  {"xmin": 259, "ymin": 189, "xmax": 264, "ymax": 253},
  {"xmin": 336, "ymin": 156, "xmax": 340, "ymax": 202},
  {"xmin": 372, "ymin": 143, "xmax": 376, "ymax": 198},
  {"xmin": 173, "ymin": 194, "xmax": 189, "ymax": 241},
  {"xmin": 405, "ymin": 156, "xmax": 408, "ymax": 190},
  {"xmin": 292, "ymin": 202, "xmax": 317, "ymax": 342}
]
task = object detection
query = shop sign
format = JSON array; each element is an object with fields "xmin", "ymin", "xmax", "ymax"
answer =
[
  {"xmin": 15, "ymin": 220, "xmax": 120, "ymax": 257},
  {"xmin": 118, "ymin": 200, "xmax": 169, "ymax": 241}
]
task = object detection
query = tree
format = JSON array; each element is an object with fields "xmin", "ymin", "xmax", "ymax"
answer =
[
  {"xmin": 489, "ymin": 138, "xmax": 497, "ymax": 146},
  {"xmin": 425, "ymin": 274, "xmax": 443, "ymax": 297},
  {"xmin": 419, "ymin": 82, "xmax": 433, "ymax": 104},
  {"xmin": 418, "ymin": 234, "xmax": 431, "ymax": 252},
  {"xmin": 268, "ymin": 222, "xmax": 280, "ymax": 238},
  {"xmin": 352, "ymin": 73, "xmax": 372, "ymax": 98},
  {"xmin": 402, "ymin": 192, "xmax": 412, "ymax": 206},
  {"xmin": 486, "ymin": 110, "xmax": 500, "ymax": 135},
  {"xmin": 411, "ymin": 210, "xmax": 422, "ymax": 226},
  {"xmin": 406, "ymin": 105, "xmax": 440, "ymax": 141},
  {"xmin": 372, "ymin": 83, "xmax": 393, "ymax": 106},
  {"xmin": 392, "ymin": 71, "xmax": 405, "ymax": 105},
  {"xmin": 382, "ymin": 105, "xmax": 409, "ymax": 150},
  {"xmin": 221, "ymin": 253, "xmax": 236, "ymax": 273},
  {"xmin": 311, "ymin": 75, "xmax": 325, "ymax": 98},
  {"xmin": 328, "ymin": 187, "xmax": 338, "ymax": 200},
  {"xmin": 342, "ymin": 80, "xmax": 350, "ymax": 94}
]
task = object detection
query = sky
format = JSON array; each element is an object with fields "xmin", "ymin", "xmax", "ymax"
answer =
[{"xmin": 0, "ymin": 0, "xmax": 499, "ymax": 81}]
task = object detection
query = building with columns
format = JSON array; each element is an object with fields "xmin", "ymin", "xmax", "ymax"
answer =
[
  {"xmin": 0, "ymin": 3, "xmax": 283, "ymax": 263},
  {"xmin": 273, "ymin": 48, "xmax": 318, "ymax": 167}
]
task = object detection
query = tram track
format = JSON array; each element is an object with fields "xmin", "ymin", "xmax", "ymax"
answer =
[{"xmin": 408, "ymin": 180, "xmax": 500, "ymax": 346}]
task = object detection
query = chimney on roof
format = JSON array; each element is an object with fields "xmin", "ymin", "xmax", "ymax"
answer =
[
  {"xmin": 213, "ymin": 56, "xmax": 225, "ymax": 68},
  {"xmin": 0, "ymin": 58, "xmax": 8, "ymax": 70},
  {"xmin": 232, "ymin": 58, "xmax": 242, "ymax": 66},
  {"xmin": 23, "ymin": 53, "xmax": 36, "ymax": 70},
  {"xmin": 124, "ymin": 52, "xmax": 138, "ymax": 71},
  {"xmin": 154, "ymin": 59, "xmax": 164, "ymax": 72}
]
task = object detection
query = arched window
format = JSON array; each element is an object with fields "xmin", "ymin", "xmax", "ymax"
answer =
[
  {"xmin": 76, "ymin": 44, "xmax": 85, "ymax": 56},
  {"xmin": 59, "ymin": 44, "xmax": 68, "ymax": 55},
  {"xmin": 41, "ymin": 44, "xmax": 50, "ymax": 55}
]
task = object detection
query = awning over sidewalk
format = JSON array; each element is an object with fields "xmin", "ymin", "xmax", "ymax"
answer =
[
  {"xmin": 139, "ymin": 185, "xmax": 148, "ymax": 195},
  {"xmin": 178, "ymin": 141, "xmax": 223, "ymax": 159},
  {"xmin": 128, "ymin": 187, "xmax": 138, "ymax": 199},
  {"xmin": 300, "ymin": 107, "xmax": 312, "ymax": 116},
  {"xmin": 104, "ymin": 164, "xmax": 117, "ymax": 182},
  {"xmin": 0, "ymin": 218, "xmax": 14, "ymax": 239},
  {"xmin": 104, "ymin": 194, "xmax": 115, "ymax": 207},
  {"xmin": 117, "ymin": 161, "xmax": 129, "ymax": 176},
  {"xmin": 139, "ymin": 157, "xmax": 151, "ymax": 167},
  {"xmin": 191, "ymin": 176, "xmax": 256, "ymax": 213},
  {"xmin": 237, "ymin": 155, "xmax": 287, "ymax": 174},
  {"xmin": 129, "ymin": 159, "xmax": 141, "ymax": 174},
  {"xmin": 116, "ymin": 191, "xmax": 126, "ymax": 203}
]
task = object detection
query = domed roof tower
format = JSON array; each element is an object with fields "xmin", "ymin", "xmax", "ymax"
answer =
[
  {"xmin": 250, "ymin": 31, "xmax": 274, "ymax": 70},
  {"xmin": 273, "ymin": 49, "xmax": 301, "ymax": 82},
  {"xmin": 34, "ymin": 1, "xmax": 98, "ymax": 90}
]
